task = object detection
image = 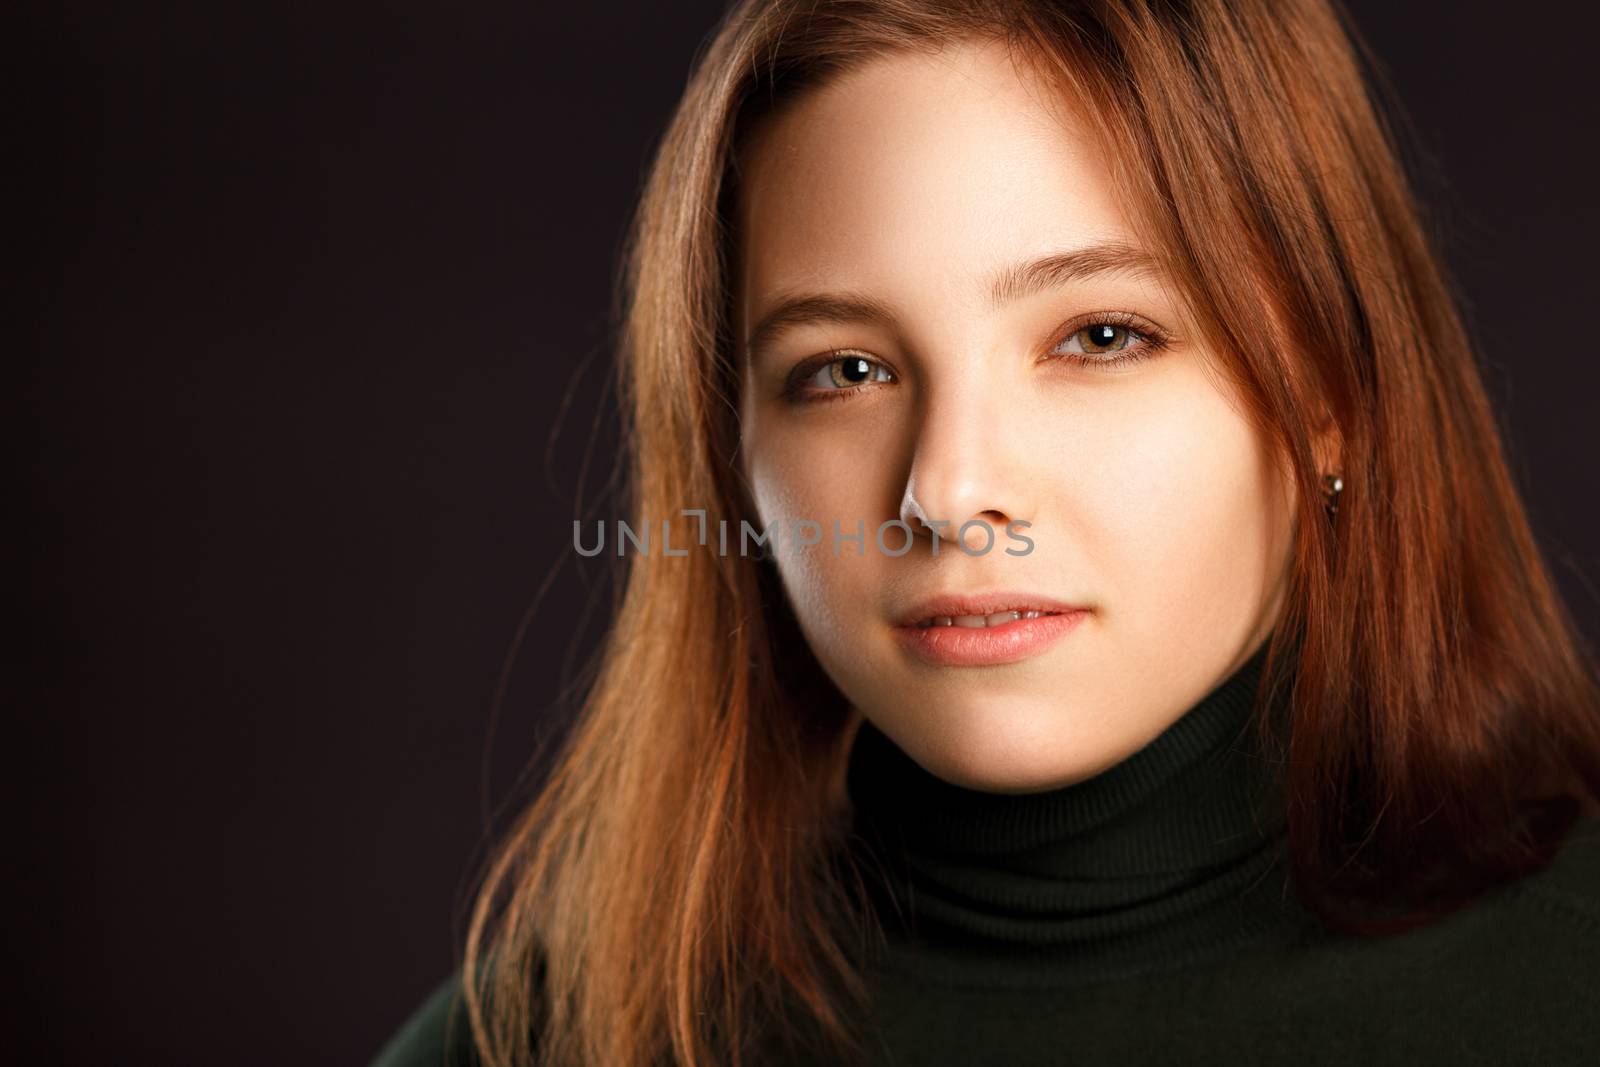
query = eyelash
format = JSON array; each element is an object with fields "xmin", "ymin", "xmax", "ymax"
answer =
[{"xmin": 780, "ymin": 311, "xmax": 1173, "ymax": 404}]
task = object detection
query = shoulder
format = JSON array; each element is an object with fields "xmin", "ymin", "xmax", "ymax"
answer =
[
  {"xmin": 1249, "ymin": 816, "xmax": 1600, "ymax": 1059},
  {"xmin": 1366, "ymin": 814, "xmax": 1600, "ymax": 1024},
  {"xmin": 1396, "ymin": 811, "xmax": 1600, "ymax": 966},
  {"xmin": 1495, "ymin": 809, "xmax": 1600, "ymax": 935},
  {"xmin": 369, "ymin": 974, "xmax": 483, "ymax": 1067}
]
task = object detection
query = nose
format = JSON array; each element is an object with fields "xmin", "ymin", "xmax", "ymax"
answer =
[{"xmin": 898, "ymin": 381, "xmax": 1036, "ymax": 554}]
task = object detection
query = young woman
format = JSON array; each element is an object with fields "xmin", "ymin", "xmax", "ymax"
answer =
[{"xmin": 374, "ymin": 1, "xmax": 1600, "ymax": 1064}]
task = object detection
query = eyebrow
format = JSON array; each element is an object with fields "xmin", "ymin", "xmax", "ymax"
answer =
[{"xmin": 743, "ymin": 240, "xmax": 1164, "ymax": 364}]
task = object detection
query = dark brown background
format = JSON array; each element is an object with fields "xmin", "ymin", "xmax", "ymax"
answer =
[{"xmin": 21, "ymin": 2, "xmax": 1600, "ymax": 1062}]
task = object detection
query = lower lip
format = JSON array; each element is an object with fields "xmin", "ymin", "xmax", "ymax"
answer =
[{"xmin": 893, "ymin": 610, "xmax": 1089, "ymax": 667}]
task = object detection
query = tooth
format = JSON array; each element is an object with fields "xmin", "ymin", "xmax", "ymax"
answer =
[{"xmin": 922, "ymin": 612, "xmax": 1055, "ymax": 628}]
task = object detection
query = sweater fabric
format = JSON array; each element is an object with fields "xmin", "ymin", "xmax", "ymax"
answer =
[{"xmin": 372, "ymin": 643, "xmax": 1600, "ymax": 1065}]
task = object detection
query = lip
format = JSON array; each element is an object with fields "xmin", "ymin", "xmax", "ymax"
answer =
[{"xmin": 892, "ymin": 591, "xmax": 1091, "ymax": 668}]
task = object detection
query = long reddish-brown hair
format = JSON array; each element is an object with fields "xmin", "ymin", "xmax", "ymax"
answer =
[{"xmin": 462, "ymin": 2, "xmax": 1600, "ymax": 1064}]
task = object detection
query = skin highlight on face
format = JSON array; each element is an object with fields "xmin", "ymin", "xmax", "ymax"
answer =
[{"xmin": 734, "ymin": 38, "xmax": 1300, "ymax": 794}]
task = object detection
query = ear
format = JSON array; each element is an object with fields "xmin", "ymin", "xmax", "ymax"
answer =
[
  {"xmin": 1310, "ymin": 405, "xmax": 1344, "ymax": 479},
  {"xmin": 1278, "ymin": 406, "xmax": 1344, "ymax": 527}
]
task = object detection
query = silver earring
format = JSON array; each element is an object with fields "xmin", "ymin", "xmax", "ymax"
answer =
[{"xmin": 1321, "ymin": 473, "xmax": 1344, "ymax": 518}]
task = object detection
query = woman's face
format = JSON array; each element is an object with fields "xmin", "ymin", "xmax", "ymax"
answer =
[{"xmin": 734, "ymin": 39, "xmax": 1298, "ymax": 793}]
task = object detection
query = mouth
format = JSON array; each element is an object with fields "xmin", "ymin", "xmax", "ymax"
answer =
[{"xmin": 892, "ymin": 594, "xmax": 1091, "ymax": 668}]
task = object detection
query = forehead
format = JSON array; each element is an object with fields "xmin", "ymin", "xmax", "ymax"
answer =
[{"xmin": 734, "ymin": 39, "xmax": 1144, "ymax": 327}]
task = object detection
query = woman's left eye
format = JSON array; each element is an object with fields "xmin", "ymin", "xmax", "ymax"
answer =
[{"xmin": 1048, "ymin": 316, "xmax": 1169, "ymax": 366}]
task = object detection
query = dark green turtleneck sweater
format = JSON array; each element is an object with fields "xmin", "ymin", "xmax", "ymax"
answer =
[{"xmin": 373, "ymin": 644, "xmax": 1600, "ymax": 1065}]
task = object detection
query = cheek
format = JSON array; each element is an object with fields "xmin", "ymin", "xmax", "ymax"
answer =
[
  {"xmin": 745, "ymin": 423, "xmax": 888, "ymax": 537},
  {"xmin": 743, "ymin": 394, "xmax": 896, "ymax": 515},
  {"xmin": 1074, "ymin": 374, "xmax": 1288, "ymax": 628},
  {"xmin": 741, "ymin": 413, "xmax": 898, "ymax": 631}
]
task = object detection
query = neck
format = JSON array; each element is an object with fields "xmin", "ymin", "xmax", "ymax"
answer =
[{"xmin": 843, "ymin": 641, "xmax": 1313, "ymax": 987}]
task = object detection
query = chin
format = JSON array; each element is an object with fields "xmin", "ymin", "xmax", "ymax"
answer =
[{"xmin": 888, "ymin": 696, "xmax": 1138, "ymax": 795}]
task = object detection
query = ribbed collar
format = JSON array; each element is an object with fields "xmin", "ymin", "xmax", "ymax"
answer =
[{"xmin": 844, "ymin": 640, "xmax": 1312, "ymax": 988}]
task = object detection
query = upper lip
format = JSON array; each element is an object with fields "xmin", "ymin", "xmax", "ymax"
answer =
[{"xmin": 894, "ymin": 591, "xmax": 1091, "ymax": 627}]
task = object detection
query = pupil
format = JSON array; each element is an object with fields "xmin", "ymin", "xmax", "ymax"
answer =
[
  {"xmin": 841, "ymin": 358, "xmax": 870, "ymax": 382},
  {"xmin": 1087, "ymin": 325, "xmax": 1120, "ymax": 349}
]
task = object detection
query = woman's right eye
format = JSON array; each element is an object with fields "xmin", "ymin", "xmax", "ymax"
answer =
[{"xmin": 790, "ymin": 352, "xmax": 895, "ymax": 398}]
